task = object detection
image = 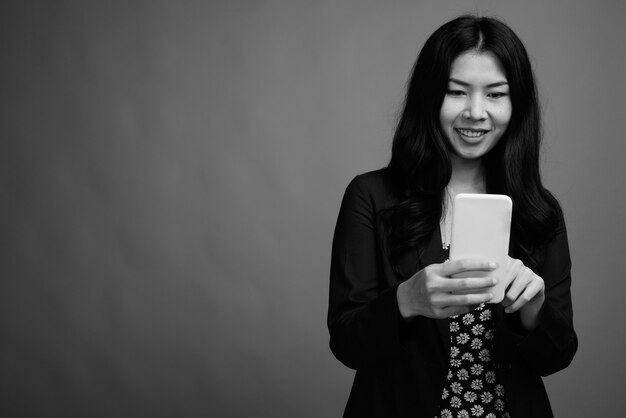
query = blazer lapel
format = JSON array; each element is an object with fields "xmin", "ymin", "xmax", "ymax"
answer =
[{"xmin": 417, "ymin": 224, "xmax": 450, "ymax": 355}]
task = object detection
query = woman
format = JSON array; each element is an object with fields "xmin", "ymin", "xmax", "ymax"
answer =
[{"xmin": 328, "ymin": 15, "xmax": 576, "ymax": 418}]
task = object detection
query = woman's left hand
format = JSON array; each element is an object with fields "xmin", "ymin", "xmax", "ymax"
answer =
[{"xmin": 501, "ymin": 257, "xmax": 545, "ymax": 330}]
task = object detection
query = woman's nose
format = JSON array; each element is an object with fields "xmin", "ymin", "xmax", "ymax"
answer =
[{"xmin": 462, "ymin": 96, "xmax": 487, "ymax": 120}]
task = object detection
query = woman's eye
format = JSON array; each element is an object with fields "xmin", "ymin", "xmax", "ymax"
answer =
[
  {"xmin": 447, "ymin": 90, "xmax": 465, "ymax": 96},
  {"xmin": 487, "ymin": 92, "xmax": 508, "ymax": 98}
]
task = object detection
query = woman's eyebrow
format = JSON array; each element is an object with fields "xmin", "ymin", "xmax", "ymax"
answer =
[{"xmin": 449, "ymin": 77, "xmax": 509, "ymax": 88}]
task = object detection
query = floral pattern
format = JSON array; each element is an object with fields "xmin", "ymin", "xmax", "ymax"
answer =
[{"xmin": 435, "ymin": 304, "xmax": 509, "ymax": 418}]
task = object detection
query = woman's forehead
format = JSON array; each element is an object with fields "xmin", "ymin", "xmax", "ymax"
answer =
[{"xmin": 449, "ymin": 52, "xmax": 508, "ymax": 85}]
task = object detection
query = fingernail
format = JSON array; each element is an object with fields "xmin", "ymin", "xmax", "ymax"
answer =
[
  {"xmin": 489, "ymin": 262, "xmax": 497, "ymax": 269},
  {"xmin": 492, "ymin": 278, "xmax": 498, "ymax": 285},
  {"xmin": 504, "ymin": 307, "xmax": 511, "ymax": 313}
]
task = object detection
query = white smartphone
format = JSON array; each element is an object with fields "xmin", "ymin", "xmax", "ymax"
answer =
[{"xmin": 449, "ymin": 193, "xmax": 512, "ymax": 303}]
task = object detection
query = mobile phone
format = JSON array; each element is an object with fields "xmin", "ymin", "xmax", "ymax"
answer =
[{"xmin": 449, "ymin": 193, "xmax": 512, "ymax": 303}]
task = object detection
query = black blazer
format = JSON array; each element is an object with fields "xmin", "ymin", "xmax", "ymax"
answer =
[{"xmin": 328, "ymin": 168, "xmax": 577, "ymax": 418}]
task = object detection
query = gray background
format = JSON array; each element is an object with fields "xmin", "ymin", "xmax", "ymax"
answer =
[{"xmin": 1, "ymin": 1, "xmax": 624, "ymax": 417}]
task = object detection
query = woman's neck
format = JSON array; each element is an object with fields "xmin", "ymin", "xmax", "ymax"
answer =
[
  {"xmin": 447, "ymin": 155, "xmax": 486, "ymax": 195},
  {"xmin": 440, "ymin": 156, "xmax": 486, "ymax": 249}
]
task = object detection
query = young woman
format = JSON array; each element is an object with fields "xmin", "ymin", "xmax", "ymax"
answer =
[{"xmin": 328, "ymin": 16, "xmax": 576, "ymax": 418}]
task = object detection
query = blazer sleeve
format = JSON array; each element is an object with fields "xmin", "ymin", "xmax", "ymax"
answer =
[
  {"xmin": 327, "ymin": 176, "xmax": 410, "ymax": 370},
  {"xmin": 499, "ymin": 213, "xmax": 578, "ymax": 376}
]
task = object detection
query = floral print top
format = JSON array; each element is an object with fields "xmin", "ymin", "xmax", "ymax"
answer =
[{"xmin": 436, "ymin": 304, "xmax": 510, "ymax": 418}]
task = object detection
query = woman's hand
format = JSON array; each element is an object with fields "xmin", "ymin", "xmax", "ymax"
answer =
[
  {"xmin": 397, "ymin": 259, "xmax": 498, "ymax": 320},
  {"xmin": 501, "ymin": 257, "xmax": 545, "ymax": 330}
]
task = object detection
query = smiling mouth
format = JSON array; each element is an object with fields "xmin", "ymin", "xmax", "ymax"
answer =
[{"xmin": 455, "ymin": 128, "xmax": 491, "ymax": 138}]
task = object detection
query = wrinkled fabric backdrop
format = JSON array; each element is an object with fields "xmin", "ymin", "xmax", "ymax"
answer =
[{"xmin": 2, "ymin": 1, "xmax": 624, "ymax": 417}]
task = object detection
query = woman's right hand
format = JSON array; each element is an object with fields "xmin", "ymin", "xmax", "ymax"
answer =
[{"xmin": 396, "ymin": 259, "xmax": 498, "ymax": 319}]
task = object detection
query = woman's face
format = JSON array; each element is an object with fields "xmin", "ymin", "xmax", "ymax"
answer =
[{"xmin": 439, "ymin": 51, "xmax": 512, "ymax": 163}]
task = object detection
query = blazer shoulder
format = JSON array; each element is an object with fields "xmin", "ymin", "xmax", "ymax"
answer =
[
  {"xmin": 349, "ymin": 168, "xmax": 396, "ymax": 197},
  {"xmin": 344, "ymin": 168, "xmax": 400, "ymax": 212}
]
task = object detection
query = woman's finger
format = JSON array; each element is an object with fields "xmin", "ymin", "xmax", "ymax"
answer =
[
  {"xmin": 503, "ymin": 267, "xmax": 533, "ymax": 307},
  {"xmin": 431, "ymin": 276, "xmax": 497, "ymax": 293},
  {"xmin": 435, "ymin": 292, "xmax": 494, "ymax": 307},
  {"xmin": 501, "ymin": 259, "xmax": 529, "ymax": 307},
  {"xmin": 505, "ymin": 277, "xmax": 543, "ymax": 313},
  {"xmin": 439, "ymin": 259, "xmax": 497, "ymax": 277}
]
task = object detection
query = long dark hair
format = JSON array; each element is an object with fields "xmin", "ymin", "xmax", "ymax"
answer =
[{"xmin": 385, "ymin": 15, "xmax": 561, "ymax": 270}]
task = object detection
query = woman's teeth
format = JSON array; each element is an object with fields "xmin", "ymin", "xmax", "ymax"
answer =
[{"xmin": 456, "ymin": 128, "xmax": 488, "ymax": 138}]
